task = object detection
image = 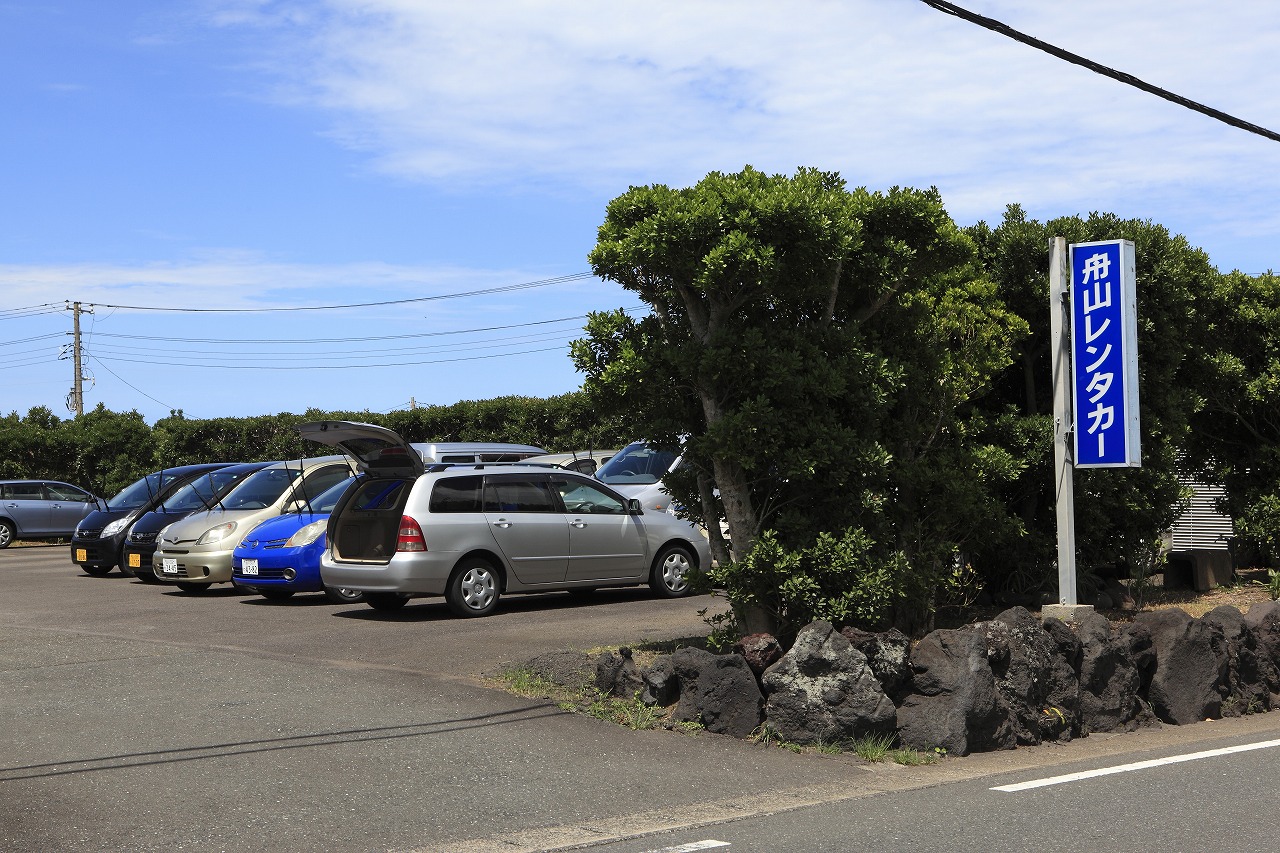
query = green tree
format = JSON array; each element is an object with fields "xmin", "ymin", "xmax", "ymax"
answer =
[
  {"xmin": 1187, "ymin": 271, "xmax": 1280, "ymax": 563},
  {"xmin": 966, "ymin": 206, "xmax": 1220, "ymax": 594},
  {"xmin": 579, "ymin": 167, "xmax": 1026, "ymax": 632}
]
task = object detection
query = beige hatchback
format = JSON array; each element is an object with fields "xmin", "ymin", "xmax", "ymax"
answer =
[{"xmin": 151, "ymin": 457, "xmax": 353, "ymax": 592}]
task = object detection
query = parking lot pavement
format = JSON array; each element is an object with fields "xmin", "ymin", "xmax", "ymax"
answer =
[
  {"xmin": 3, "ymin": 547, "xmax": 876, "ymax": 851},
  {"xmin": 18, "ymin": 547, "xmax": 1276, "ymax": 852}
]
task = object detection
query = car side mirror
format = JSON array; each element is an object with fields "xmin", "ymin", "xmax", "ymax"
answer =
[{"xmin": 627, "ymin": 498, "xmax": 643, "ymax": 515}]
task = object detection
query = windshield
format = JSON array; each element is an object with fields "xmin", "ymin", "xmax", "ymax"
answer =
[
  {"xmin": 595, "ymin": 442, "xmax": 678, "ymax": 485},
  {"xmin": 294, "ymin": 476, "xmax": 354, "ymax": 513},
  {"xmin": 159, "ymin": 469, "xmax": 255, "ymax": 513},
  {"xmin": 220, "ymin": 467, "xmax": 304, "ymax": 510},
  {"xmin": 105, "ymin": 472, "xmax": 164, "ymax": 511}
]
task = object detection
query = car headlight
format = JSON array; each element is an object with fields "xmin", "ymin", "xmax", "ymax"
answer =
[
  {"xmin": 101, "ymin": 514, "xmax": 135, "ymax": 538},
  {"xmin": 196, "ymin": 522, "xmax": 237, "ymax": 545},
  {"xmin": 285, "ymin": 520, "xmax": 327, "ymax": 549}
]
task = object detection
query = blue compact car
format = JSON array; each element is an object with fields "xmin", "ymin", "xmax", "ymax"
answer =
[{"xmin": 232, "ymin": 477, "xmax": 360, "ymax": 603}]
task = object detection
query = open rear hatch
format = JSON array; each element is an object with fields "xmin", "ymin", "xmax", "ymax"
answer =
[
  {"xmin": 296, "ymin": 421, "xmax": 425, "ymax": 478},
  {"xmin": 297, "ymin": 421, "xmax": 421, "ymax": 562}
]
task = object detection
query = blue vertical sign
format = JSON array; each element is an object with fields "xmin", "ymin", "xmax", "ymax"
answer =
[{"xmin": 1070, "ymin": 239, "xmax": 1141, "ymax": 468}]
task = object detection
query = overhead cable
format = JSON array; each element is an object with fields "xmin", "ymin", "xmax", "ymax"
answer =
[
  {"xmin": 918, "ymin": 0, "xmax": 1280, "ymax": 144},
  {"xmin": 90, "ymin": 273, "xmax": 594, "ymax": 313}
]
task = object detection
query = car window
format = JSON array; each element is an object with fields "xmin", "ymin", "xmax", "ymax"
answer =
[
  {"xmin": 429, "ymin": 476, "xmax": 483, "ymax": 513},
  {"xmin": 106, "ymin": 473, "xmax": 164, "ymax": 510},
  {"xmin": 292, "ymin": 467, "xmax": 351, "ymax": 504},
  {"xmin": 3, "ymin": 483, "xmax": 43, "ymax": 500},
  {"xmin": 350, "ymin": 480, "xmax": 408, "ymax": 512},
  {"xmin": 552, "ymin": 479, "xmax": 626, "ymax": 514},
  {"xmin": 595, "ymin": 444, "xmax": 678, "ymax": 485},
  {"xmin": 440, "ymin": 454, "xmax": 476, "ymax": 463},
  {"xmin": 46, "ymin": 483, "xmax": 92, "ymax": 501},
  {"xmin": 300, "ymin": 477, "xmax": 355, "ymax": 513},
  {"xmin": 221, "ymin": 468, "xmax": 303, "ymax": 510},
  {"xmin": 161, "ymin": 470, "xmax": 250, "ymax": 512},
  {"xmin": 483, "ymin": 478, "xmax": 557, "ymax": 513}
]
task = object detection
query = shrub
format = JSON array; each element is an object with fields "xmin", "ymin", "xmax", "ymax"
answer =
[{"xmin": 702, "ymin": 528, "xmax": 910, "ymax": 641}]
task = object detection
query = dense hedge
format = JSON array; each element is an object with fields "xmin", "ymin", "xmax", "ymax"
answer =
[{"xmin": 0, "ymin": 393, "xmax": 627, "ymax": 499}]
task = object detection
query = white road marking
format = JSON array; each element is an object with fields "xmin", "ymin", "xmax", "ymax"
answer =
[
  {"xmin": 640, "ymin": 842, "xmax": 731, "ymax": 853},
  {"xmin": 992, "ymin": 737, "xmax": 1280, "ymax": 792}
]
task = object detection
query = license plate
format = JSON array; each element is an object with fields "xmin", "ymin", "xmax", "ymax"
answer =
[
  {"xmin": 161, "ymin": 558, "xmax": 179, "ymax": 574},
  {"xmin": 128, "ymin": 553, "xmax": 141, "ymax": 568},
  {"xmin": 75, "ymin": 549, "xmax": 87, "ymax": 562},
  {"xmin": 241, "ymin": 559, "xmax": 259, "ymax": 576}
]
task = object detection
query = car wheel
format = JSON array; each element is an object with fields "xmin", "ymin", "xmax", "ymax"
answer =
[
  {"xmin": 649, "ymin": 544, "xmax": 695, "ymax": 598},
  {"xmin": 0, "ymin": 519, "xmax": 13, "ymax": 549},
  {"xmin": 82, "ymin": 564, "xmax": 114, "ymax": 577},
  {"xmin": 365, "ymin": 592, "xmax": 410, "ymax": 612},
  {"xmin": 135, "ymin": 569, "xmax": 159, "ymax": 584},
  {"xmin": 175, "ymin": 582, "xmax": 207, "ymax": 593},
  {"xmin": 445, "ymin": 558, "xmax": 501, "ymax": 617},
  {"xmin": 260, "ymin": 589, "xmax": 294, "ymax": 601},
  {"xmin": 323, "ymin": 585, "xmax": 365, "ymax": 604}
]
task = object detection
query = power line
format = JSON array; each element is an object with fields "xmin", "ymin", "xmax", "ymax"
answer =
[
  {"xmin": 89, "ymin": 273, "xmax": 594, "ymax": 313},
  {"xmin": 91, "ymin": 344, "xmax": 569, "ymax": 371},
  {"xmin": 918, "ymin": 0, "xmax": 1280, "ymax": 144},
  {"xmin": 85, "ymin": 329, "xmax": 581, "ymax": 362},
  {"xmin": 0, "ymin": 332, "xmax": 64, "ymax": 347},
  {"xmin": 86, "ymin": 354, "xmax": 175, "ymax": 410},
  {"xmin": 82, "ymin": 307, "xmax": 646, "ymax": 346},
  {"xmin": 0, "ymin": 306, "xmax": 63, "ymax": 320}
]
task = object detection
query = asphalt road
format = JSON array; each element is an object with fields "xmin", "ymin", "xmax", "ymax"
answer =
[{"xmin": 4, "ymin": 545, "xmax": 1280, "ymax": 852}]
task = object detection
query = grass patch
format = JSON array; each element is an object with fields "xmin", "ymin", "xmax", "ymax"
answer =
[
  {"xmin": 889, "ymin": 748, "xmax": 940, "ymax": 766},
  {"xmin": 849, "ymin": 732, "xmax": 895, "ymax": 762}
]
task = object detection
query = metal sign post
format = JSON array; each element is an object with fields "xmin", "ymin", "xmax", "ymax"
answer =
[
  {"xmin": 1046, "ymin": 236, "xmax": 1141, "ymax": 622},
  {"xmin": 1048, "ymin": 237, "xmax": 1080, "ymax": 610}
]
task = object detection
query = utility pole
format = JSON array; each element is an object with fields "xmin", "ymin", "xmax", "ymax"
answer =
[{"xmin": 64, "ymin": 301, "xmax": 92, "ymax": 417}]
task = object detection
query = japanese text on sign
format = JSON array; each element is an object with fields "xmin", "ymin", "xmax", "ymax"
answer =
[{"xmin": 1070, "ymin": 240, "xmax": 1141, "ymax": 468}]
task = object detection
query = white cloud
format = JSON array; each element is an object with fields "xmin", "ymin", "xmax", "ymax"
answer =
[
  {"xmin": 0, "ymin": 255, "xmax": 600, "ymax": 312},
  {"xmin": 195, "ymin": 1, "xmax": 1280, "ymax": 270}
]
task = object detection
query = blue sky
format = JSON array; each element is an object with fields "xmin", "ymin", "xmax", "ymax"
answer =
[{"xmin": 3, "ymin": 1, "xmax": 1278, "ymax": 425}]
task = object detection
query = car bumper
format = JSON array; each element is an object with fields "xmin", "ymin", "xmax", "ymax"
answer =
[
  {"xmin": 232, "ymin": 552, "xmax": 324, "ymax": 592},
  {"xmin": 70, "ymin": 533, "xmax": 125, "ymax": 567},
  {"xmin": 152, "ymin": 546, "xmax": 235, "ymax": 584},
  {"xmin": 320, "ymin": 551, "xmax": 458, "ymax": 595}
]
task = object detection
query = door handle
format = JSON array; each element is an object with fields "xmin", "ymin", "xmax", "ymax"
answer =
[
  {"xmin": 571, "ymin": 520, "xmax": 587, "ymax": 528},
  {"xmin": 493, "ymin": 519, "xmax": 511, "ymax": 529}
]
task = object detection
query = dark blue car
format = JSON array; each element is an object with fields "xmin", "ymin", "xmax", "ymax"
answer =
[{"xmin": 231, "ymin": 477, "xmax": 360, "ymax": 603}]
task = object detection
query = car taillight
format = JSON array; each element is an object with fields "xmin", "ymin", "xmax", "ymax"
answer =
[{"xmin": 397, "ymin": 515, "xmax": 426, "ymax": 552}]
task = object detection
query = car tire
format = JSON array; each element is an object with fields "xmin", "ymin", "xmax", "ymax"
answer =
[
  {"xmin": 323, "ymin": 585, "xmax": 365, "ymax": 604},
  {"xmin": 135, "ymin": 569, "xmax": 159, "ymax": 584},
  {"xmin": 445, "ymin": 558, "xmax": 501, "ymax": 617},
  {"xmin": 260, "ymin": 589, "xmax": 294, "ymax": 601},
  {"xmin": 649, "ymin": 543, "xmax": 695, "ymax": 598},
  {"xmin": 82, "ymin": 564, "xmax": 114, "ymax": 577},
  {"xmin": 175, "ymin": 582, "xmax": 207, "ymax": 593},
  {"xmin": 0, "ymin": 519, "xmax": 13, "ymax": 549},
  {"xmin": 364, "ymin": 592, "xmax": 410, "ymax": 612}
]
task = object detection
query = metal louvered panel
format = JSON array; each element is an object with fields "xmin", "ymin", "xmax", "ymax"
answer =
[{"xmin": 1170, "ymin": 482, "xmax": 1234, "ymax": 551}]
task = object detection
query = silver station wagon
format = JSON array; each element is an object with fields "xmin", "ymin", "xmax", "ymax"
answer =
[{"xmin": 297, "ymin": 421, "xmax": 711, "ymax": 617}]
